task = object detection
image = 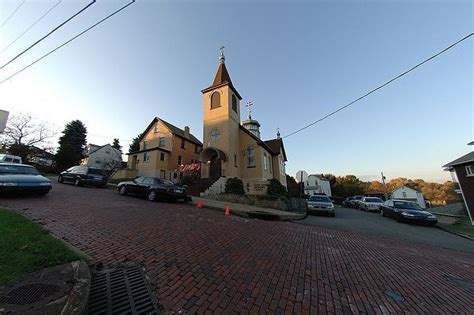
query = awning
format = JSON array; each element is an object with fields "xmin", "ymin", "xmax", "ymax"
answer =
[{"xmin": 180, "ymin": 162, "xmax": 201, "ymax": 172}]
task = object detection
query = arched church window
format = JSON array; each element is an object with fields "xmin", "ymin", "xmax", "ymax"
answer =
[
  {"xmin": 232, "ymin": 94, "xmax": 237, "ymax": 113},
  {"xmin": 247, "ymin": 146, "xmax": 256, "ymax": 168},
  {"xmin": 211, "ymin": 92, "xmax": 221, "ymax": 109}
]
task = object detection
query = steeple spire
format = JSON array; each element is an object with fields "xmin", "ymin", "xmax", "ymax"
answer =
[
  {"xmin": 219, "ymin": 46, "xmax": 225, "ymax": 64},
  {"xmin": 245, "ymin": 101, "xmax": 253, "ymax": 119}
]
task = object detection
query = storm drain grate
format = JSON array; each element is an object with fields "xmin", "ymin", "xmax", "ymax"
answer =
[
  {"xmin": 88, "ymin": 265, "xmax": 162, "ymax": 314},
  {"xmin": 0, "ymin": 283, "xmax": 61, "ymax": 305}
]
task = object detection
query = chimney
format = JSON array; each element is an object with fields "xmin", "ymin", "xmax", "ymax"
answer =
[{"xmin": 184, "ymin": 126, "xmax": 190, "ymax": 139}]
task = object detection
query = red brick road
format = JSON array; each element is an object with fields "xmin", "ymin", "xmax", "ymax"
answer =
[{"xmin": 2, "ymin": 182, "xmax": 473, "ymax": 314}]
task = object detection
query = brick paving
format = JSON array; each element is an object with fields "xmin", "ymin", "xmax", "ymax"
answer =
[{"xmin": 2, "ymin": 182, "xmax": 473, "ymax": 314}]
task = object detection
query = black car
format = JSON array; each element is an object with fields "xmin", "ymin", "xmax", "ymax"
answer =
[
  {"xmin": 58, "ymin": 166, "xmax": 107, "ymax": 187},
  {"xmin": 0, "ymin": 163, "xmax": 52, "ymax": 195},
  {"xmin": 117, "ymin": 176, "xmax": 187, "ymax": 202},
  {"xmin": 342, "ymin": 197, "xmax": 355, "ymax": 208},
  {"xmin": 380, "ymin": 199, "xmax": 438, "ymax": 226}
]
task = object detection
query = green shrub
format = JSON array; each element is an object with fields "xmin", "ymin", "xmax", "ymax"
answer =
[
  {"xmin": 267, "ymin": 178, "xmax": 287, "ymax": 196},
  {"xmin": 225, "ymin": 177, "xmax": 245, "ymax": 195}
]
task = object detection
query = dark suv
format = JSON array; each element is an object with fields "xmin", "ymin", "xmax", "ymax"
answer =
[{"xmin": 58, "ymin": 166, "xmax": 108, "ymax": 187}]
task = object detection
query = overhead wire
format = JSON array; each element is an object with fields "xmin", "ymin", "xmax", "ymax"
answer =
[
  {"xmin": 0, "ymin": 0, "xmax": 135, "ymax": 83},
  {"xmin": 0, "ymin": 0, "xmax": 26, "ymax": 28},
  {"xmin": 282, "ymin": 32, "xmax": 474, "ymax": 139},
  {"xmin": 0, "ymin": 0, "xmax": 96, "ymax": 69},
  {"xmin": 1, "ymin": 0, "xmax": 63, "ymax": 54}
]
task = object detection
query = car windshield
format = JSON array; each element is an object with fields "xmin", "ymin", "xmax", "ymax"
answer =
[
  {"xmin": 354, "ymin": 196, "xmax": 363, "ymax": 200},
  {"xmin": 88, "ymin": 168, "xmax": 104, "ymax": 175},
  {"xmin": 0, "ymin": 165, "xmax": 39, "ymax": 175},
  {"xmin": 309, "ymin": 196, "xmax": 331, "ymax": 202},
  {"xmin": 394, "ymin": 201, "xmax": 422, "ymax": 210},
  {"xmin": 366, "ymin": 197, "xmax": 383, "ymax": 203}
]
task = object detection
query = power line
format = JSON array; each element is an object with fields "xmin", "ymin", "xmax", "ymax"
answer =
[
  {"xmin": 0, "ymin": 0, "xmax": 96, "ymax": 69},
  {"xmin": 0, "ymin": 0, "xmax": 26, "ymax": 28},
  {"xmin": 283, "ymin": 32, "xmax": 474, "ymax": 139},
  {"xmin": 1, "ymin": 0, "xmax": 63, "ymax": 55},
  {"xmin": 0, "ymin": 0, "xmax": 135, "ymax": 83}
]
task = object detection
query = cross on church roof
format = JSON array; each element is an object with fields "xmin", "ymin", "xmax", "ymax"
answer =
[
  {"xmin": 219, "ymin": 46, "xmax": 225, "ymax": 64},
  {"xmin": 246, "ymin": 101, "xmax": 253, "ymax": 119}
]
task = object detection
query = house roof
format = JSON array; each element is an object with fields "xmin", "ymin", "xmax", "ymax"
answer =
[
  {"xmin": 127, "ymin": 146, "xmax": 171, "ymax": 155},
  {"xmin": 201, "ymin": 62, "xmax": 242, "ymax": 99},
  {"xmin": 443, "ymin": 151, "xmax": 474, "ymax": 168},
  {"xmin": 308, "ymin": 174, "xmax": 328, "ymax": 181},
  {"xmin": 391, "ymin": 185, "xmax": 421, "ymax": 194},
  {"xmin": 263, "ymin": 138, "xmax": 288, "ymax": 161},
  {"xmin": 87, "ymin": 144, "xmax": 122, "ymax": 159},
  {"xmin": 139, "ymin": 117, "xmax": 203, "ymax": 147}
]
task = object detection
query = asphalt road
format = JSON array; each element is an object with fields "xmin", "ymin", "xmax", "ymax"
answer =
[{"xmin": 298, "ymin": 206, "xmax": 474, "ymax": 253}]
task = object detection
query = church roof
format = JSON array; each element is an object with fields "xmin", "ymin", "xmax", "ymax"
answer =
[
  {"xmin": 263, "ymin": 138, "xmax": 288, "ymax": 161},
  {"xmin": 201, "ymin": 62, "xmax": 242, "ymax": 99}
]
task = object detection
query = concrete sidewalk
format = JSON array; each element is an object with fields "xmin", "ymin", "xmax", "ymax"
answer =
[{"xmin": 190, "ymin": 196, "xmax": 306, "ymax": 221}]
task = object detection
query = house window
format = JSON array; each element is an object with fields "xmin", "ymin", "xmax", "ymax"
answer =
[
  {"xmin": 143, "ymin": 152, "xmax": 150, "ymax": 162},
  {"xmin": 466, "ymin": 165, "xmax": 473, "ymax": 176},
  {"xmin": 194, "ymin": 145, "xmax": 200, "ymax": 153},
  {"xmin": 154, "ymin": 123, "xmax": 159, "ymax": 133},
  {"xmin": 160, "ymin": 152, "xmax": 165, "ymax": 161},
  {"xmin": 402, "ymin": 191, "xmax": 407, "ymax": 198},
  {"xmin": 269, "ymin": 157, "xmax": 272, "ymax": 173},
  {"xmin": 173, "ymin": 172, "xmax": 177, "ymax": 179},
  {"xmin": 158, "ymin": 137, "xmax": 165, "ymax": 147},
  {"xmin": 95, "ymin": 157, "xmax": 102, "ymax": 164},
  {"xmin": 234, "ymin": 154, "xmax": 237, "ymax": 167},
  {"xmin": 105, "ymin": 149, "xmax": 111, "ymax": 154},
  {"xmin": 143, "ymin": 140, "xmax": 148, "ymax": 150},
  {"xmin": 247, "ymin": 146, "xmax": 256, "ymax": 168},
  {"xmin": 232, "ymin": 94, "xmax": 237, "ymax": 113},
  {"xmin": 211, "ymin": 92, "xmax": 221, "ymax": 109},
  {"xmin": 178, "ymin": 155, "xmax": 182, "ymax": 166},
  {"xmin": 263, "ymin": 153, "xmax": 268, "ymax": 170},
  {"xmin": 181, "ymin": 138, "xmax": 185, "ymax": 149}
]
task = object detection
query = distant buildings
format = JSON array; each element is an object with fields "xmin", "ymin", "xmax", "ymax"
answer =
[
  {"xmin": 82, "ymin": 144, "xmax": 123, "ymax": 173},
  {"xmin": 304, "ymin": 174, "xmax": 332, "ymax": 196},
  {"xmin": 391, "ymin": 186, "xmax": 427, "ymax": 208},
  {"xmin": 443, "ymin": 141, "xmax": 474, "ymax": 225}
]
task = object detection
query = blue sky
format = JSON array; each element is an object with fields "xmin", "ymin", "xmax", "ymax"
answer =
[{"xmin": 0, "ymin": 0, "xmax": 472, "ymax": 183}]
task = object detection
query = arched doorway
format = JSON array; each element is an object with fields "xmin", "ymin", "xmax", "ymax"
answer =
[{"xmin": 200, "ymin": 147, "xmax": 226, "ymax": 178}]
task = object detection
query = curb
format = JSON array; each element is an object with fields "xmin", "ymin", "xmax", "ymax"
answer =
[
  {"xmin": 62, "ymin": 261, "xmax": 91, "ymax": 315},
  {"xmin": 436, "ymin": 225, "xmax": 474, "ymax": 241}
]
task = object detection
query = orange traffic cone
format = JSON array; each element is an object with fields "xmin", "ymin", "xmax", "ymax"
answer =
[
  {"xmin": 225, "ymin": 205, "xmax": 230, "ymax": 216},
  {"xmin": 197, "ymin": 198, "xmax": 203, "ymax": 208}
]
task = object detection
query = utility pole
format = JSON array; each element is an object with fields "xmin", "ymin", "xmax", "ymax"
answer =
[{"xmin": 381, "ymin": 172, "xmax": 388, "ymax": 200}]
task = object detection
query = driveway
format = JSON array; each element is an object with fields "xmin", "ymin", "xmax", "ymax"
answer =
[
  {"xmin": 300, "ymin": 207, "xmax": 474, "ymax": 253},
  {"xmin": 1, "ymin": 182, "xmax": 473, "ymax": 314}
]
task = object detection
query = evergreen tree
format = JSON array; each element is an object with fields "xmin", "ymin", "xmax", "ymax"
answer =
[
  {"xmin": 112, "ymin": 138, "xmax": 122, "ymax": 151},
  {"xmin": 55, "ymin": 120, "xmax": 87, "ymax": 170},
  {"xmin": 128, "ymin": 133, "xmax": 143, "ymax": 153}
]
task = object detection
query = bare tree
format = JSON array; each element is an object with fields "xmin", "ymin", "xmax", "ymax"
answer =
[{"xmin": 1, "ymin": 113, "xmax": 55, "ymax": 147}]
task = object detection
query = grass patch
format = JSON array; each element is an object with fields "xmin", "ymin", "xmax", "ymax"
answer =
[
  {"xmin": 0, "ymin": 208, "xmax": 82, "ymax": 284},
  {"xmin": 439, "ymin": 217, "xmax": 474, "ymax": 238}
]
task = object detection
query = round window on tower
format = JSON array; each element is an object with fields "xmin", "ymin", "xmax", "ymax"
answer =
[{"xmin": 210, "ymin": 128, "xmax": 221, "ymax": 141}]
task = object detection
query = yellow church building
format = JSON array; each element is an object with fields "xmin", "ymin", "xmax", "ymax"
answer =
[{"xmin": 199, "ymin": 49, "xmax": 288, "ymax": 194}]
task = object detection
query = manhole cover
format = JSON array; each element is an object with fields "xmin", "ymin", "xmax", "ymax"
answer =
[
  {"xmin": 88, "ymin": 265, "xmax": 162, "ymax": 314},
  {"xmin": 0, "ymin": 283, "xmax": 61, "ymax": 305}
]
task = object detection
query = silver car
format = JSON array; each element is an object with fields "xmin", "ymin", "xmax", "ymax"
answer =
[
  {"xmin": 359, "ymin": 197, "xmax": 384, "ymax": 212},
  {"xmin": 307, "ymin": 195, "xmax": 335, "ymax": 217}
]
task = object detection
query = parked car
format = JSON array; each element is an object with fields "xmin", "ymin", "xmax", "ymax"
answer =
[
  {"xmin": 0, "ymin": 163, "xmax": 51, "ymax": 195},
  {"xmin": 380, "ymin": 199, "xmax": 437, "ymax": 226},
  {"xmin": 350, "ymin": 195, "xmax": 365, "ymax": 208},
  {"xmin": 117, "ymin": 176, "xmax": 187, "ymax": 202},
  {"xmin": 359, "ymin": 197, "xmax": 384, "ymax": 212},
  {"xmin": 0, "ymin": 154, "xmax": 22, "ymax": 164},
  {"xmin": 342, "ymin": 197, "xmax": 355, "ymax": 208},
  {"xmin": 307, "ymin": 195, "xmax": 335, "ymax": 217},
  {"xmin": 58, "ymin": 166, "xmax": 107, "ymax": 187}
]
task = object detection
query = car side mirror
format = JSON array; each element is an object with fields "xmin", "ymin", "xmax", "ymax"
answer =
[{"xmin": 182, "ymin": 184, "xmax": 188, "ymax": 189}]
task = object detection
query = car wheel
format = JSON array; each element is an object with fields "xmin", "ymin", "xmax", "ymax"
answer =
[
  {"xmin": 148, "ymin": 190, "xmax": 157, "ymax": 201},
  {"xmin": 74, "ymin": 178, "xmax": 82, "ymax": 187},
  {"xmin": 58, "ymin": 175, "xmax": 63, "ymax": 183},
  {"xmin": 118, "ymin": 185, "xmax": 127, "ymax": 195}
]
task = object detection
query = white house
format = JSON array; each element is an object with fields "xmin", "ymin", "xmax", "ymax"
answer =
[
  {"xmin": 304, "ymin": 174, "xmax": 332, "ymax": 196},
  {"xmin": 391, "ymin": 186, "xmax": 426, "ymax": 208},
  {"xmin": 82, "ymin": 144, "xmax": 123, "ymax": 173}
]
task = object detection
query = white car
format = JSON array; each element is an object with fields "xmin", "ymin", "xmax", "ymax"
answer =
[
  {"xmin": 359, "ymin": 197, "xmax": 384, "ymax": 212},
  {"xmin": 307, "ymin": 195, "xmax": 335, "ymax": 217},
  {"xmin": 0, "ymin": 154, "xmax": 22, "ymax": 164}
]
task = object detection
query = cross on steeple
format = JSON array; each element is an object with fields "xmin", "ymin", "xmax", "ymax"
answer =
[
  {"xmin": 219, "ymin": 46, "xmax": 225, "ymax": 64},
  {"xmin": 246, "ymin": 101, "xmax": 253, "ymax": 119}
]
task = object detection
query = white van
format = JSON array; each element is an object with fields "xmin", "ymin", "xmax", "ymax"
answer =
[{"xmin": 0, "ymin": 154, "xmax": 22, "ymax": 164}]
